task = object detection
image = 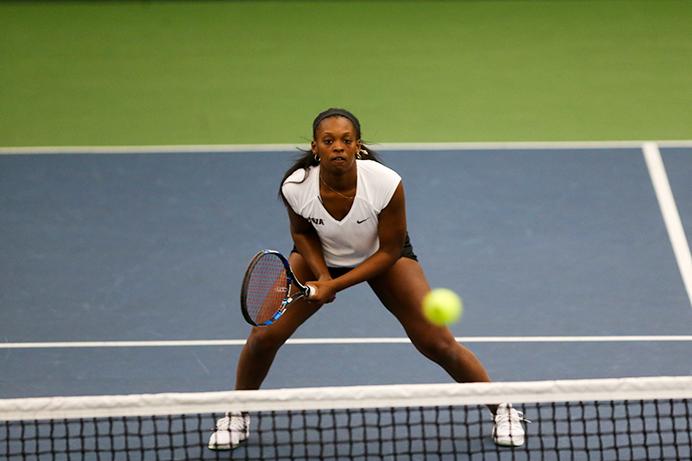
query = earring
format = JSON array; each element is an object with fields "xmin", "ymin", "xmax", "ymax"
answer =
[
  {"xmin": 357, "ymin": 148, "xmax": 366, "ymax": 160},
  {"xmin": 313, "ymin": 153, "xmax": 320, "ymax": 163}
]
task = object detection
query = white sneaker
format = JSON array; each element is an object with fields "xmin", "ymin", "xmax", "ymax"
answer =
[
  {"xmin": 492, "ymin": 403, "xmax": 526, "ymax": 447},
  {"xmin": 208, "ymin": 412, "xmax": 250, "ymax": 450}
]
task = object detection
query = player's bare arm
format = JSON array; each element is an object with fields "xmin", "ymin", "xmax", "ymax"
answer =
[{"xmin": 286, "ymin": 205, "xmax": 332, "ymax": 283}]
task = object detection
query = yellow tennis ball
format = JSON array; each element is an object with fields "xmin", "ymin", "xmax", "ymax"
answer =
[{"xmin": 422, "ymin": 288, "xmax": 463, "ymax": 326}]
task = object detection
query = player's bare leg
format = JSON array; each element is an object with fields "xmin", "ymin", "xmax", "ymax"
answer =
[
  {"xmin": 235, "ymin": 252, "xmax": 322, "ymax": 390},
  {"xmin": 368, "ymin": 257, "xmax": 491, "ymax": 384},
  {"xmin": 211, "ymin": 253, "xmax": 324, "ymax": 450}
]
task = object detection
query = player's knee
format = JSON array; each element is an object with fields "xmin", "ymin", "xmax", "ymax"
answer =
[
  {"xmin": 245, "ymin": 330, "xmax": 286, "ymax": 357},
  {"xmin": 412, "ymin": 335, "xmax": 457, "ymax": 365}
]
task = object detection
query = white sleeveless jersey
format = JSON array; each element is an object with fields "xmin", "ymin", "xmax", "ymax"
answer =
[{"xmin": 281, "ymin": 159, "xmax": 402, "ymax": 268}]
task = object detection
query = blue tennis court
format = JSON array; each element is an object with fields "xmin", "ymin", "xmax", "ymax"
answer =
[{"xmin": 1, "ymin": 143, "xmax": 690, "ymax": 399}]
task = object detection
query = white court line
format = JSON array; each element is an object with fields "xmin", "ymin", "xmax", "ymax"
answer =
[
  {"xmin": 643, "ymin": 142, "xmax": 692, "ymax": 307},
  {"xmin": 1, "ymin": 336, "xmax": 691, "ymax": 349},
  {"xmin": 2, "ymin": 140, "xmax": 692, "ymax": 154}
]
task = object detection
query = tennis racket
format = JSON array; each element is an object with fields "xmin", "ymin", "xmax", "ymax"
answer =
[{"xmin": 240, "ymin": 250, "xmax": 315, "ymax": 327}]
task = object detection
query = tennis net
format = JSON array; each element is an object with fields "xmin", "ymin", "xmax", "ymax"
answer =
[{"xmin": 1, "ymin": 376, "xmax": 690, "ymax": 460}]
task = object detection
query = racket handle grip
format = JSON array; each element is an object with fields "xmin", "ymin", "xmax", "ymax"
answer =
[{"xmin": 306, "ymin": 285, "xmax": 315, "ymax": 298}]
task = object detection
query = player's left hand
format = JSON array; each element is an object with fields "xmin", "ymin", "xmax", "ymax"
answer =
[{"xmin": 306, "ymin": 280, "xmax": 337, "ymax": 304}]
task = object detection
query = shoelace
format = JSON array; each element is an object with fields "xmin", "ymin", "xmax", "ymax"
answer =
[
  {"xmin": 214, "ymin": 414, "xmax": 247, "ymax": 432},
  {"xmin": 496, "ymin": 409, "xmax": 531, "ymax": 425}
]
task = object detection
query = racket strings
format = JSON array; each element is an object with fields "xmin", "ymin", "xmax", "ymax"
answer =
[{"xmin": 245, "ymin": 255, "xmax": 289, "ymax": 324}]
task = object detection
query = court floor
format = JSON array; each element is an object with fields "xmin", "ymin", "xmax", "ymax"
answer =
[{"xmin": 1, "ymin": 144, "xmax": 690, "ymax": 398}]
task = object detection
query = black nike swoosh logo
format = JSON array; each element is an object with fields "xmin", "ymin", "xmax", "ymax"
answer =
[{"xmin": 357, "ymin": 218, "xmax": 369, "ymax": 224}]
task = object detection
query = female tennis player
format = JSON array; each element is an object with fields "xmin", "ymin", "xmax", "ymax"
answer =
[{"xmin": 209, "ymin": 108, "xmax": 525, "ymax": 449}]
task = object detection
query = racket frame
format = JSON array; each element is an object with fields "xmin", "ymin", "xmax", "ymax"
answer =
[{"xmin": 240, "ymin": 250, "xmax": 313, "ymax": 327}]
